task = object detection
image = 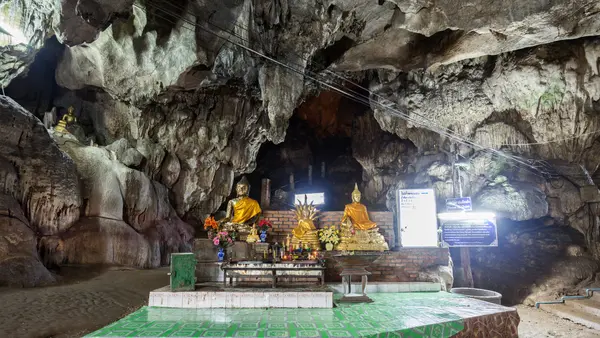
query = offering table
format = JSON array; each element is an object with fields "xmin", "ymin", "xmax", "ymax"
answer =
[{"xmin": 221, "ymin": 261, "xmax": 325, "ymax": 288}]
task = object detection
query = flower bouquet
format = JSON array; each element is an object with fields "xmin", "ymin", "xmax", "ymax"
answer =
[
  {"xmin": 204, "ymin": 216, "xmax": 219, "ymax": 239},
  {"xmin": 318, "ymin": 225, "xmax": 340, "ymax": 251},
  {"xmin": 257, "ymin": 219, "xmax": 273, "ymax": 242},
  {"xmin": 212, "ymin": 231, "xmax": 235, "ymax": 262},
  {"xmin": 212, "ymin": 231, "xmax": 235, "ymax": 248},
  {"xmin": 258, "ymin": 219, "xmax": 273, "ymax": 232}
]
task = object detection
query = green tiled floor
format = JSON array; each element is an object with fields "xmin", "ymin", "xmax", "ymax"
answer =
[{"xmin": 87, "ymin": 292, "xmax": 507, "ymax": 337}]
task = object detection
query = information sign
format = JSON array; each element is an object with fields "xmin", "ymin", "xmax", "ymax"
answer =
[
  {"xmin": 446, "ymin": 197, "xmax": 472, "ymax": 211},
  {"xmin": 438, "ymin": 212, "xmax": 498, "ymax": 247},
  {"xmin": 397, "ymin": 189, "xmax": 438, "ymax": 247}
]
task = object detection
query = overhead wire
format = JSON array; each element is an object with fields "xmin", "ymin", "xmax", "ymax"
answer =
[
  {"xmin": 139, "ymin": 0, "xmax": 552, "ymax": 179},
  {"xmin": 161, "ymin": 0, "xmax": 559, "ymax": 178},
  {"xmin": 191, "ymin": 0, "xmax": 557, "ymax": 170}
]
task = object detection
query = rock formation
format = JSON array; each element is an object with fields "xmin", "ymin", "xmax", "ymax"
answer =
[
  {"xmin": 1, "ymin": 0, "xmax": 600, "ymax": 303},
  {"xmin": 0, "ymin": 96, "xmax": 192, "ymax": 286}
]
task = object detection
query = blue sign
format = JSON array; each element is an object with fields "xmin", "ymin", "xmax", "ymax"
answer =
[
  {"xmin": 446, "ymin": 197, "xmax": 472, "ymax": 211},
  {"xmin": 440, "ymin": 216, "xmax": 498, "ymax": 247}
]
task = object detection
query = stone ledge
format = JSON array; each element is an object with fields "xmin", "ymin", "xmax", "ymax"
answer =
[{"xmin": 149, "ymin": 285, "xmax": 333, "ymax": 308}]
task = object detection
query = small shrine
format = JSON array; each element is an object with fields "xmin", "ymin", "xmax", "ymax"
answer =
[{"xmin": 190, "ymin": 176, "xmax": 399, "ymax": 303}]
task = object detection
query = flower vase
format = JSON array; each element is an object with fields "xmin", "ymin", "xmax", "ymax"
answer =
[
  {"xmin": 217, "ymin": 247, "xmax": 225, "ymax": 262},
  {"xmin": 325, "ymin": 242, "xmax": 334, "ymax": 251},
  {"xmin": 259, "ymin": 230, "xmax": 267, "ymax": 242}
]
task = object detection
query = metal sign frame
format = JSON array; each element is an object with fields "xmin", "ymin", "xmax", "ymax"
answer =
[
  {"xmin": 396, "ymin": 188, "xmax": 438, "ymax": 248},
  {"xmin": 438, "ymin": 212, "xmax": 498, "ymax": 248}
]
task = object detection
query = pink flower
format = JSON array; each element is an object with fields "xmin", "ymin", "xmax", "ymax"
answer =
[
  {"xmin": 213, "ymin": 238, "xmax": 220, "ymax": 246},
  {"xmin": 227, "ymin": 238, "xmax": 233, "ymax": 243}
]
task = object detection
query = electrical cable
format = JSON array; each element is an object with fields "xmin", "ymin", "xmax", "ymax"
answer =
[
  {"xmin": 138, "ymin": 1, "xmax": 551, "ymax": 179},
  {"xmin": 149, "ymin": 0, "xmax": 554, "ymax": 178},
  {"xmin": 149, "ymin": 2, "xmax": 554, "ymax": 182}
]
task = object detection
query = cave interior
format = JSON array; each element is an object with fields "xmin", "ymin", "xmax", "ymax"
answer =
[{"xmin": 2, "ymin": 0, "xmax": 600, "ymax": 325}]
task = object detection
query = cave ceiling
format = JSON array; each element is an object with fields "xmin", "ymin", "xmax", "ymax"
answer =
[{"xmin": 1, "ymin": 0, "xmax": 600, "ymax": 222}]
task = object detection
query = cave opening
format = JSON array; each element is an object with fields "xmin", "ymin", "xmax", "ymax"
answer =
[
  {"xmin": 4, "ymin": 36, "xmax": 64, "ymax": 118},
  {"xmin": 243, "ymin": 89, "xmax": 375, "ymax": 212}
]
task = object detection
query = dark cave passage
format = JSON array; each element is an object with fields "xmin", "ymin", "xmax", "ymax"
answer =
[
  {"xmin": 5, "ymin": 36, "xmax": 64, "ymax": 118},
  {"xmin": 243, "ymin": 89, "xmax": 371, "ymax": 211}
]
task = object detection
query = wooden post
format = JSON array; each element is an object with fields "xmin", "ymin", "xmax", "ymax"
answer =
[
  {"xmin": 460, "ymin": 247, "xmax": 474, "ymax": 287},
  {"xmin": 289, "ymin": 172, "xmax": 295, "ymax": 191},
  {"xmin": 308, "ymin": 165, "xmax": 313, "ymax": 185},
  {"xmin": 321, "ymin": 162, "xmax": 326, "ymax": 178},
  {"xmin": 454, "ymin": 147, "xmax": 474, "ymax": 287},
  {"xmin": 260, "ymin": 178, "xmax": 271, "ymax": 208}
]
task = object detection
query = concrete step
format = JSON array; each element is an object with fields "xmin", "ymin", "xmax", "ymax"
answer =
[
  {"xmin": 565, "ymin": 298, "xmax": 600, "ymax": 317},
  {"xmin": 543, "ymin": 303, "xmax": 600, "ymax": 330}
]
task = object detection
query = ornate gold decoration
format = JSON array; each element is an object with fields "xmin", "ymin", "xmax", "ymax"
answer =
[
  {"xmin": 336, "ymin": 183, "xmax": 389, "ymax": 251},
  {"xmin": 220, "ymin": 176, "xmax": 262, "ymax": 233},
  {"xmin": 290, "ymin": 196, "xmax": 320, "ymax": 249},
  {"xmin": 246, "ymin": 225, "xmax": 259, "ymax": 243},
  {"xmin": 54, "ymin": 106, "xmax": 77, "ymax": 134}
]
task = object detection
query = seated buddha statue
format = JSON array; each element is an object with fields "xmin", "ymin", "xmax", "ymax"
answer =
[
  {"xmin": 336, "ymin": 183, "xmax": 389, "ymax": 251},
  {"xmin": 246, "ymin": 225, "xmax": 259, "ymax": 243},
  {"xmin": 54, "ymin": 106, "xmax": 77, "ymax": 134},
  {"xmin": 290, "ymin": 196, "xmax": 320, "ymax": 249},
  {"xmin": 220, "ymin": 176, "xmax": 261, "ymax": 234}
]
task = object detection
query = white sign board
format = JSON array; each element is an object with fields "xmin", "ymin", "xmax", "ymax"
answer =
[
  {"xmin": 397, "ymin": 189, "xmax": 438, "ymax": 247},
  {"xmin": 294, "ymin": 193, "xmax": 325, "ymax": 205}
]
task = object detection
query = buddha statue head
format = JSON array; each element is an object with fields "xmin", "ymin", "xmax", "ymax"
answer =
[
  {"xmin": 235, "ymin": 176, "xmax": 250, "ymax": 197},
  {"xmin": 351, "ymin": 183, "xmax": 362, "ymax": 203},
  {"xmin": 67, "ymin": 106, "xmax": 75, "ymax": 115}
]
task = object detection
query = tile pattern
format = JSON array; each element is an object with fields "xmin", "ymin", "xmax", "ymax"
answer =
[
  {"xmin": 453, "ymin": 310, "xmax": 520, "ymax": 338},
  {"xmin": 87, "ymin": 292, "xmax": 518, "ymax": 337}
]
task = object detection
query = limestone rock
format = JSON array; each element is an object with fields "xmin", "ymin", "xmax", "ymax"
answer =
[
  {"xmin": 352, "ymin": 114, "xmax": 416, "ymax": 205},
  {"xmin": 105, "ymin": 138, "xmax": 143, "ymax": 167},
  {"xmin": 472, "ymin": 221, "xmax": 595, "ymax": 305},
  {"xmin": 160, "ymin": 152, "xmax": 181, "ymax": 189},
  {"xmin": 0, "ymin": 96, "xmax": 81, "ymax": 235},
  {"xmin": 476, "ymin": 183, "xmax": 548, "ymax": 221},
  {"xmin": 58, "ymin": 141, "xmax": 193, "ymax": 245},
  {"xmin": 0, "ymin": 193, "xmax": 55, "ymax": 287},
  {"xmin": 59, "ymin": 217, "xmax": 153, "ymax": 267},
  {"xmin": 418, "ymin": 257, "xmax": 454, "ymax": 292},
  {"xmin": 0, "ymin": 0, "xmax": 134, "ymax": 85},
  {"xmin": 333, "ymin": 0, "xmax": 600, "ymax": 72},
  {"xmin": 56, "ymin": 5, "xmax": 198, "ymax": 105}
]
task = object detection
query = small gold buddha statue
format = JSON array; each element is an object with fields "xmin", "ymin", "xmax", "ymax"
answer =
[
  {"xmin": 290, "ymin": 196, "xmax": 320, "ymax": 248},
  {"xmin": 336, "ymin": 183, "xmax": 389, "ymax": 251},
  {"xmin": 220, "ymin": 176, "xmax": 262, "ymax": 233},
  {"xmin": 54, "ymin": 106, "xmax": 77, "ymax": 134},
  {"xmin": 246, "ymin": 225, "xmax": 259, "ymax": 243}
]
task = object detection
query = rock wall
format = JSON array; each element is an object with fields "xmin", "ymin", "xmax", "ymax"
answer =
[
  {"xmin": 0, "ymin": 96, "xmax": 193, "ymax": 287},
  {"xmin": 2, "ymin": 0, "xmax": 600, "ymax": 302}
]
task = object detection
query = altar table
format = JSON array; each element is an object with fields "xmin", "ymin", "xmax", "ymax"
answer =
[{"xmin": 221, "ymin": 261, "xmax": 326, "ymax": 288}]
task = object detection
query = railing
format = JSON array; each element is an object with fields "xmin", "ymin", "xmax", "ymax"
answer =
[{"xmin": 535, "ymin": 288, "xmax": 600, "ymax": 308}]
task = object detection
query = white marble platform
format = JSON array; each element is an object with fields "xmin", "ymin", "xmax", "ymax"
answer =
[
  {"xmin": 149, "ymin": 286, "xmax": 333, "ymax": 309},
  {"xmin": 328, "ymin": 281, "xmax": 441, "ymax": 294}
]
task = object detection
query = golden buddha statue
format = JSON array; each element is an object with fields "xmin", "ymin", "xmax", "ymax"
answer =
[
  {"xmin": 290, "ymin": 196, "xmax": 320, "ymax": 249},
  {"xmin": 220, "ymin": 176, "xmax": 261, "ymax": 233},
  {"xmin": 246, "ymin": 225, "xmax": 259, "ymax": 243},
  {"xmin": 336, "ymin": 183, "xmax": 389, "ymax": 251},
  {"xmin": 54, "ymin": 106, "xmax": 77, "ymax": 133}
]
